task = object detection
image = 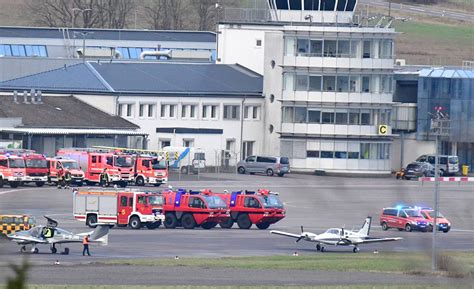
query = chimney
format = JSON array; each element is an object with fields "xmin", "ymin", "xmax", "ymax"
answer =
[
  {"xmin": 30, "ymin": 88, "xmax": 36, "ymax": 104},
  {"xmin": 13, "ymin": 90, "xmax": 19, "ymax": 103},
  {"xmin": 23, "ymin": 90, "xmax": 30, "ymax": 104},
  {"xmin": 37, "ymin": 90, "xmax": 43, "ymax": 104}
]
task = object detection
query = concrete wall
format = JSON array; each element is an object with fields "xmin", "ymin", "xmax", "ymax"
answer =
[{"xmin": 391, "ymin": 133, "xmax": 435, "ymax": 171}]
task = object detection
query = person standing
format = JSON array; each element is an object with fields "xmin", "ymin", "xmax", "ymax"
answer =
[
  {"xmin": 57, "ymin": 167, "xmax": 65, "ymax": 189},
  {"xmin": 64, "ymin": 169, "xmax": 72, "ymax": 189},
  {"xmin": 99, "ymin": 168, "xmax": 109, "ymax": 187},
  {"xmin": 82, "ymin": 234, "xmax": 91, "ymax": 256}
]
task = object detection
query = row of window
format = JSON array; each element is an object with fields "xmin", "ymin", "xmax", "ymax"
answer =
[
  {"xmin": 119, "ymin": 103, "xmax": 261, "ymax": 121},
  {"xmin": 283, "ymin": 73, "xmax": 393, "ymax": 93},
  {"xmin": 306, "ymin": 143, "xmax": 391, "ymax": 160},
  {"xmin": 270, "ymin": 0, "xmax": 357, "ymax": 12},
  {"xmin": 282, "ymin": 107, "xmax": 391, "ymax": 126},
  {"xmin": 114, "ymin": 47, "xmax": 216, "ymax": 60},
  {"xmin": 285, "ymin": 38, "xmax": 393, "ymax": 59},
  {"xmin": 0, "ymin": 44, "xmax": 48, "ymax": 57}
]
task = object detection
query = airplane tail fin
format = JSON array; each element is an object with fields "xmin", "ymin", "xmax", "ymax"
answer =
[
  {"xmin": 89, "ymin": 224, "xmax": 111, "ymax": 241},
  {"xmin": 358, "ymin": 216, "xmax": 372, "ymax": 236}
]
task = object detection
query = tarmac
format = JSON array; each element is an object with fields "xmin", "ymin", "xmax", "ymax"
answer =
[{"xmin": 0, "ymin": 173, "xmax": 473, "ymax": 286}]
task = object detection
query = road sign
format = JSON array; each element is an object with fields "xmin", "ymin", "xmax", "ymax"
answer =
[{"xmin": 378, "ymin": 125, "xmax": 388, "ymax": 135}]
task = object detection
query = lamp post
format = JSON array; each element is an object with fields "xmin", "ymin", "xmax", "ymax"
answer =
[
  {"xmin": 430, "ymin": 106, "xmax": 450, "ymax": 271},
  {"xmin": 72, "ymin": 8, "xmax": 92, "ymax": 29},
  {"xmin": 73, "ymin": 31, "xmax": 94, "ymax": 62}
]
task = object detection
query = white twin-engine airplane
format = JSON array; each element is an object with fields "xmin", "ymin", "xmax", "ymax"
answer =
[{"xmin": 270, "ymin": 217, "xmax": 402, "ymax": 253}]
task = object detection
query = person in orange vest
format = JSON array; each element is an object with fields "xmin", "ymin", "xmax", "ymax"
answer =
[
  {"xmin": 82, "ymin": 234, "xmax": 91, "ymax": 256},
  {"xmin": 57, "ymin": 167, "xmax": 65, "ymax": 189}
]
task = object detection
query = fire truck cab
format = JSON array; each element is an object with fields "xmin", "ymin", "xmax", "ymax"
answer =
[
  {"xmin": 216, "ymin": 189, "xmax": 286, "ymax": 229},
  {"xmin": 47, "ymin": 157, "xmax": 85, "ymax": 186},
  {"xmin": 21, "ymin": 152, "xmax": 49, "ymax": 187},
  {"xmin": 162, "ymin": 189, "xmax": 229, "ymax": 229},
  {"xmin": 0, "ymin": 154, "xmax": 26, "ymax": 188},
  {"xmin": 57, "ymin": 149, "xmax": 133, "ymax": 187},
  {"xmin": 73, "ymin": 189, "xmax": 165, "ymax": 229},
  {"xmin": 134, "ymin": 155, "xmax": 168, "ymax": 186}
]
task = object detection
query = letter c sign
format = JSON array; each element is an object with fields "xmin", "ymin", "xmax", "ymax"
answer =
[{"xmin": 378, "ymin": 125, "xmax": 388, "ymax": 136}]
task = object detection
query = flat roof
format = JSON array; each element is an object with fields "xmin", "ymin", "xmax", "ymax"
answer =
[{"xmin": 0, "ymin": 26, "xmax": 216, "ymax": 43}]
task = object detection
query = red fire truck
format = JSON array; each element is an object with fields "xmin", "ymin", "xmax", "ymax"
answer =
[
  {"xmin": 162, "ymin": 189, "xmax": 229, "ymax": 229},
  {"xmin": 57, "ymin": 148, "xmax": 133, "ymax": 187},
  {"xmin": 0, "ymin": 154, "xmax": 27, "ymax": 188},
  {"xmin": 73, "ymin": 189, "xmax": 165, "ymax": 229},
  {"xmin": 46, "ymin": 157, "xmax": 85, "ymax": 186},
  {"xmin": 92, "ymin": 146, "xmax": 169, "ymax": 187},
  {"xmin": 216, "ymin": 189, "xmax": 286, "ymax": 229},
  {"xmin": 133, "ymin": 155, "xmax": 168, "ymax": 186}
]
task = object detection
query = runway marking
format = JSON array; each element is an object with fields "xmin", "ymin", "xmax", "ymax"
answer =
[
  {"xmin": 409, "ymin": 7, "xmax": 426, "ymax": 12},
  {"xmin": 0, "ymin": 188, "xmax": 29, "ymax": 196}
]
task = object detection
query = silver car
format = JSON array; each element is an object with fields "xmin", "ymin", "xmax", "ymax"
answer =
[{"xmin": 237, "ymin": 156, "xmax": 290, "ymax": 177}]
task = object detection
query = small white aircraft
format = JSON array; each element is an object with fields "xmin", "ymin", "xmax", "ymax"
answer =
[
  {"xmin": 270, "ymin": 217, "xmax": 402, "ymax": 253},
  {"xmin": 7, "ymin": 216, "xmax": 111, "ymax": 254}
]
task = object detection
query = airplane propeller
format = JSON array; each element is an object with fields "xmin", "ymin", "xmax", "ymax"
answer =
[{"xmin": 295, "ymin": 226, "xmax": 304, "ymax": 243}]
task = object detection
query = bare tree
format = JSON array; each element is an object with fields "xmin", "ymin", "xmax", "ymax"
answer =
[
  {"xmin": 144, "ymin": 0, "xmax": 186, "ymax": 30},
  {"xmin": 26, "ymin": 0, "xmax": 135, "ymax": 28},
  {"xmin": 192, "ymin": 0, "xmax": 217, "ymax": 31}
]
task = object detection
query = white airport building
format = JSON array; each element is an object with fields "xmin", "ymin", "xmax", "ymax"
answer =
[{"xmin": 218, "ymin": 0, "xmax": 395, "ymax": 174}]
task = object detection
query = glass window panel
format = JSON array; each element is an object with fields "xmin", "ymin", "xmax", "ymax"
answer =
[
  {"xmin": 297, "ymin": 39, "xmax": 309, "ymax": 56},
  {"xmin": 321, "ymin": 0, "xmax": 335, "ymax": 10},
  {"xmin": 337, "ymin": 40, "xmax": 350, "ymax": 57},
  {"xmin": 161, "ymin": 104, "xmax": 166, "ymax": 117},
  {"xmin": 182, "ymin": 105, "xmax": 187, "ymax": 118},
  {"xmin": 310, "ymin": 40, "xmax": 323, "ymax": 56},
  {"xmin": 321, "ymin": 151, "xmax": 334, "ymax": 158},
  {"xmin": 211, "ymin": 105, "xmax": 217, "ymax": 118},
  {"xmin": 308, "ymin": 110, "xmax": 320, "ymax": 123},
  {"xmin": 321, "ymin": 111, "xmax": 335, "ymax": 124},
  {"xmin": 283, "ymin": 73, "xmax": 295, "ymax": 91},
  {"xmin": 169, "ymin": 105, "xmax": 175, "ymax": 117},
  {"xmin": 335, "ymin": 151, "xmax": 347, "ymax": 158},
  {"xmin": 307, "ymin": 150, "xmax": 319, "ymax": 158},
  {"xmin": 285, "ymin": 37, "xmax": 296, "ymax": 56},
  {"xmin": 304, "ymin": 0, "xmax": 319, "ymax": 10},
  {"xmin": 324, "ymin": 40, "xmax": 337, "ymax": 57},
  {"xmin": 275, "ymin": 0, "xmax": 289, "ymax": 9},
  {"xmin": 190, "ymin": 105, "xmax": 196, "ymax": 118},
  {"xmin": 289, "ymin": 0, "xmax": 302, "ymax": 10},
  {"xmin": 361, "ymin": 110, "xmax": 371, "ymax": 125},
  {"xmin": 360, "ymin": 143, "xmax": 370, "ymax": 159},
  {"xmin": 349, "ymin": 75, "xmax": 360, "ymax": 92},
  {"xmin": 346, "ymin": 0, "xmax": 357, "ymax": 11},
  {"xmin": 350, "ymin": 40, "xmax": 359, "ymax": 58},
  {"xmin": 139, "ymin": 104, "xmax": 145, "ymax": 117},
  {"xmin": 129, "ymin": 48, "xmax": 139, "ymax": 59},
  {"xmin": 117, "ymin": 47, "xmax": 129, "ymax": 59},
  {"xmin": 335, "ymin": 112, "xmax": 348, "ymax": 124},
  {"xmin": 25, "ymin": 45, "xmax": 33, "ymax": 56},
  {"xmin": 10, "ymin": 45, "xmax": 23, "ymax": 56},
  {"xmin": 370, "ymin": 143, "xmax": 378, "ymax": 160},
  {"xmin": 282, "ymin": 107, "xmax": 294, "ymax": 123},
  {"xmin": 323, "ymin": 76, "xmax": 336, "ymax": 91},
  {"xmin": 337, "ymin": 0, "xmax": 347, "ymax": 11},
  {"xmin": 348, "ymin": 109, "xmax": 360, "ymax": 124},
  {"xmin": 295, "ymin": 107, "xmax": 307, "ymax": 123},
  {"xmin": 362, "ymin": 76, "xmax": 371, "ymax": 92},
  {"xmin": 336, "ymin": 76, "xmax": 349, "ymax": 92},
  {"xmin": 296, "ymin": 75, "xmax": 308, "ymax": 90},
  {"xmin": 309, "ymin": 75, "xmax": 322, "ymax": 91},
  {"xmin": 252, "ymin": 106, "xmax": 258, "ymax": 119},
  {"xmin": 202, "ymin": 106, "xmax": 208, "ymax": 118},
  {"xmin": 348, "ymin": 152, "xmax": 359, "ymax": 159},
  {"xmin": 148, "ymin": 105, "xmax": 154, "ymax": 117},
  {"xmin": 363, "ymin": 40, "xmax": 372, "ymax": 58}
]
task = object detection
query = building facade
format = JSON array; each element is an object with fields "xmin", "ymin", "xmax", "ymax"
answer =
[{"xmin": 218, "ymin": 0, "xmax": 395, "ymax": 174}]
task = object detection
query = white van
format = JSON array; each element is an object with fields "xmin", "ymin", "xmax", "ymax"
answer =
[{"xmin": 415, "ymin": 155, "xmax": 459, "ymax": 176}]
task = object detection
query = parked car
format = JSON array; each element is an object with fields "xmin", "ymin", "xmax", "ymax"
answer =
[
  {"xmin": 415, "ymin": 154, "xmax": 459, "ymax": 176},
  {"xmin": 404, "ymin": 162, "xmax": 435, "ymax": 180},
  {"xmin": 237, "ymin": 156, "xmax": 290, "ymax": 177}
]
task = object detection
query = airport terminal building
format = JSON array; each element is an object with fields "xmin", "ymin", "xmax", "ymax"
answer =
[{"xmin": 218, "ymin": 0, "xmax": 395, "ymax": 174}]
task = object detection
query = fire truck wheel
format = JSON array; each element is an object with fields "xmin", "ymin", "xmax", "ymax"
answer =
[
  {"xmin": 181, "ymin": 214, "xmax": 196, "ymax": 229},
  {"xmin": 146, "ymin": 221, "xmax": 161, "ymax": 230},
  {"xmin": 135, "ymin": 177, "xmax": 145, "ymax": 186},
  {"xmin": 266, "ymin": 169, "xmax": 274, "ymax": 177},
  {"xmin": 201, "ymin": 222, "xmax": 218, "ymax": 230},
  {"xmin": 181, "ymin": 166, "xmax": 189, "ymax": 174},
  {"xmin": 86, "ymin": 215, "xmax": 98, "ymax": 228},
  {"xmin": 0, "ymin": 178, "xmax": 4, "ymax": 188},
  {"xmin": 219, "ymin": 218, "xmax": 234, "ymax": 229},
  {"xmin": 164, "ymin": 213, "xmax": 178, "ymax": 229},
  {"xmin": 237, "ymin": 214, "xmax": 252, "ymax": 229},
  {"xmin": 35, "ymin": 181, "xmax": 45, "ymax": 187},
  {"xmin": 129, "ymin": 216, "xmax": 142, "ymax": 229},
  {"xmin": 256, "ymin": 222, "xmax": 271, "ymax": 230},
  {"xmin": 10, "ymin": 181, "xmax": 20, "ymax": 188},
  {"xmin": 237, "ymin": 167, "xmax": 246, "ymax": 174}
]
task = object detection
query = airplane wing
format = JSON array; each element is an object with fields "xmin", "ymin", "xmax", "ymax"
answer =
[
  {"xmin": 270, "ymin": 230, "xmax": 301, "ymax": 239},
  {"xmin": 8, "ymin": 235, "xmax": 48, "ymax": 244},
  {"xmin": 347, "ymin": 237, "xmax": 403, "ymax": 244}
]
